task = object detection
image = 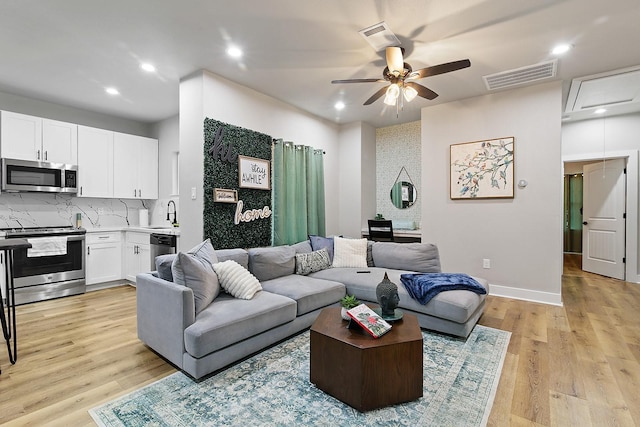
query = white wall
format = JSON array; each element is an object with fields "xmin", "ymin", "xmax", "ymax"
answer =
[
  {"xmin": 179, "ymin": 70, "xmax": 340, "ymax": 250},
  {"xmin": 0, "ymin": 90, "xmax": 152, "ymax": 136},
  {"xmin": 149, "ymin": 114, "xmax": 180, "ymax": 227},
  {"xmin": 562, "ymin": 113, "xmax": 640, "ymax": 282},
  {"xmin": 422, "ymin": 82, "xmax": 563, "ymax": 305}
]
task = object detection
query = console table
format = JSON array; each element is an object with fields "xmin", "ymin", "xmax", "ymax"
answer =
[
  {"xmin": 0, "ymin": 238, "xmax": 31, "ymax": 373},
  {"xmin": 361, "ymin": 228, "xmax": 422, "ymax": 243}
]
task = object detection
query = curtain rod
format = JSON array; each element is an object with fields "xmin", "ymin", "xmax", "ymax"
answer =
[{"xmin": 272, "ymin": 138, "xmax": 325, "ymax": 154}]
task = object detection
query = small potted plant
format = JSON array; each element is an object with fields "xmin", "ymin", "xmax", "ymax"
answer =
[{"xmin": 340, "ymin": 294, "xmax": 361, "ymax": 320}]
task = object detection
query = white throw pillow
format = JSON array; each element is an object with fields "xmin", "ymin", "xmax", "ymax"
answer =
[
  {"xmin": 213, "ymin": 260, "xmax": 262, "ymax": 299},
  {"xmin": 332, "ymin": 236, "xmax": 368, "ymax": 268}
]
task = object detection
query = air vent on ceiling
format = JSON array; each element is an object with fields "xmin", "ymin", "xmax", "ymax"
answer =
[
  {"xmin": 565, "ymin": 65, "xmax": 640, "ymax": 113},
  {"xmin": 359, "ymin": 21, "xmax": 401, "ymax": 51},
  {"xmin": 483, "ymin": 59, "xmax": 557, "ymax": 91}
]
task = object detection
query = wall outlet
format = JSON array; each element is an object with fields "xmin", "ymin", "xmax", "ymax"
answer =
[
  {"xmin": 191, "ymin": 187, "xmax": 197, "ymax": 200},
  {"xmin": 483, "ymin": 258, "xmax": 491, "ymax": 269}
]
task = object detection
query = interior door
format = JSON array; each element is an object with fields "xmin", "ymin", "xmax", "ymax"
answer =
[{"xmin": 582, "ymin": 159, "xmax": 626, "ymax": 280}]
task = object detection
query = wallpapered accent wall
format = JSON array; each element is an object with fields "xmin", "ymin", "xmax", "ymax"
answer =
[
  {"xmin": 376, "ymin": 121, "xmax": 421, "ymax": 227},
  {"xmin": 203, "ymin": 118, "xmax": 273, "ymax": 249}
]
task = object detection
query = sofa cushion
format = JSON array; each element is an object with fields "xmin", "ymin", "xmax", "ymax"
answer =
[
  {"xmin": 215, "ymin": 248, "xmax": 249, "ymax": 269},
  {"xmin": 332, "ymin": 236, "xmax": 368, "ymax": 268},
  {"xmin": 367, "ymin": 240, "xmax": 374, "ymax": 267},
  {"xmin": 291, "ymin": 239, "xmax": 312, "ymax": 254},
  {"xmin": 309, "ymin": 235, "xmax": 335, "ymax": 261},
  {"xmin": 213, "ymin": 260, "xmax": 262, "ymax": 299},
  {"xmin": 295, "ymin": 248, "xmax": 331, "ymax": 275},
  {"xmin": 174, "ymin": 252, "xmax": 220, "ymax": 315},
  {"xmin": 261, "ymin": 275, "xmax": 345, "ymax": 316},
  {"xmin": 155, "ymin": 254, "xmax": 176, "ymax": 282},
  {"xmin": 248, "ymin": 246, "xmax": 296, "ymax": 281},
  {"xmin": 371, "ymin": 242, "xmax": 441, "ymax": 273},
  {"xmin": 184, "ymin": 292, "xmax": 297, "ymax": 358}
]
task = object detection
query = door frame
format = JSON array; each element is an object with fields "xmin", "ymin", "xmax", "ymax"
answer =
[{"xmin": 563, "ymin": 150, "xmax": 639, "ymax": 283}]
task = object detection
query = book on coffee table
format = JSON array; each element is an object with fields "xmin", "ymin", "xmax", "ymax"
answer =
[{"xmin": 346, "ymin": 304, "xmax": 392, "ymax": 338}]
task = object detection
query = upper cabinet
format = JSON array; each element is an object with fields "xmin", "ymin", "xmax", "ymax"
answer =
[
  {"xmin": 0, "ymin": 111, "xmax": 77, "ymax": 164},
  {"xmin": 1, "ymin": 111, "xmax": 159, "ymax": 200},
  {"xmin": 77, "ymin": 125, "xmax": 114, "ymax": 198},
  {"xmin": 113, "ymin": 132, "xmax": 158, "ymax": 199}
]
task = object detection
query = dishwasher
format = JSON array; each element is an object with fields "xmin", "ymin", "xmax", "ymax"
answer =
[{"xmin": 150, "ymin": 233, "xmax": 177, "ymax": 270}]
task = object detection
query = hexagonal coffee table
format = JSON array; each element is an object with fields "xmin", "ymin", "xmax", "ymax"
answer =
[{"xmin": 310, "ymin": 306, "xmax": 423, "ymax": 412}]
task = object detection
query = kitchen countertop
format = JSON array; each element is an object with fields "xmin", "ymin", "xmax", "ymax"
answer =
[{"xmin": 85, "ymin": 226, "xmax": 180, "ymax": 236}]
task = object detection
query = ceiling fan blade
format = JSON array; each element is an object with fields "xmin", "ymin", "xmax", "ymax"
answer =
[
  {"xmin": 331, "ymin": 78, "xmax": 385, "ymax": 84},
  {"xmin": 364, "ymin": 86, "xmax": 389, "ymax": 105},
  {"xmin": 385, "ymin": 46, "xmax": 404, "ymax": 74},
  {"xmin": 405, "ymin": 82, "xmax": 438, "ymax": 100},
  {"xmin": 411, "ymin": 59, "xmax": 471, "ymax": 79}
]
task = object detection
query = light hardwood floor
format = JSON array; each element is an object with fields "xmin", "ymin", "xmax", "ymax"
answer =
[{"xmin": 0, "ymin": 256, "xmax": 638, "ymax": 426}]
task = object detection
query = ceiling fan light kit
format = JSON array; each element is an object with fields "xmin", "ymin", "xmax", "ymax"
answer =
[{"xmin": 332, "ymin": 46, "xmax": 471, "ymax": 113}]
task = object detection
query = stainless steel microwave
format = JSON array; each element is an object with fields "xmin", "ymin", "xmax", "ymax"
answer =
[{"xmin": 1, "ymin": 158, "xmax": 78, "ymax": 193}]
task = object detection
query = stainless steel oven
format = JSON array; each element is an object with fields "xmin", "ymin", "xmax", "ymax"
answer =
[{"xmin": 1, "ymin": 226, "xmax": 86, "ymax": 305}]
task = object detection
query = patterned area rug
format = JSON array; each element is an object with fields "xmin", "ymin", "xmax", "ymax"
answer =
[{"xmin": 90, "ymin": 325, "xmax": 510, "ymax": 427}]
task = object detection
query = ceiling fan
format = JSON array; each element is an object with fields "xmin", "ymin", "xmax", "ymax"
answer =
[{"xmin": 332, "ymin": 46, "xmax": 470, "ymax": 106}]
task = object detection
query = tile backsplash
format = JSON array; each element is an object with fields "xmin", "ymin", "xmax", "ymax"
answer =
[
  {"xmin": 376, "ymin": 121, "xmax": 421, "ymax": 227},
  {"xmin": 0, "ymin": 193, "xmax": 177, "ymax": 230}
]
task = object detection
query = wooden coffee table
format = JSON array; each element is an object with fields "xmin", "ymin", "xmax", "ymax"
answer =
[{"xmin": 310, "ymin": 306, "xmax": 423, "ymax": 412}]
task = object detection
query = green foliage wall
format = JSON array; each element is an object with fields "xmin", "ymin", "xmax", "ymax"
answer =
[{"xmin": 203, "ymin": 118, "xmax": 272, "ymax": 249}]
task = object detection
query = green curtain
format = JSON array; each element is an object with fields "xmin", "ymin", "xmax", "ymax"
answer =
[{"xmin": 272, "ymin": 139, "xmax": 326, "ymax": 245}]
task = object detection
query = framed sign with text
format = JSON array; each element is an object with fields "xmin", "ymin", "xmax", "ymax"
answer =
[{"xmin": 238, "ymin": 155, "xmax": 271, "ymax": 190}]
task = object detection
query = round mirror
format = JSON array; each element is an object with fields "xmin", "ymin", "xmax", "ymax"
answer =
[{"xmin": 390, "ymin": 181, "xmax": 417, "ymax": 209}]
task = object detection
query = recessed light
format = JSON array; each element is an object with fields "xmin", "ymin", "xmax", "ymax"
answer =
[
  {"xmin": 552, "ymin": 44, "xmax": 571, "ymax": 55},
  {"xmin": 227, "ymin": 46, "xmax": 243, "ymax": 58},
  {"xmin": 334, "ymin": 101, "xmax": 345, "ymax": 111},
  {"xmin": 105, "ymin": 87, "xmax": 120, "ymax": 95},
  {"xmin": 140, "ymin": 62, "xmax": 156, "ymax": 73},
  {"xmin": 594, "ymin": 108, "xmax": 607, "ymax": 114}
]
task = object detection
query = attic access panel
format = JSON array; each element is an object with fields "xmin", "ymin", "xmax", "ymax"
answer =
[{"xmin": 565, "ymin": 65, "xmax": 640, "ymax": 113}]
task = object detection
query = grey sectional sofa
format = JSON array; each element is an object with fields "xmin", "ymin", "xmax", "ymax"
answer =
[{"xmin": 136, "ymin": 239, "xmax": 487, "ymax": 379}]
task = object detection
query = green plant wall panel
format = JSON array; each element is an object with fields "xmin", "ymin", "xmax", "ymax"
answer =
[{"xmin": 203, "ymin": 118, "xmax": 272, "ymax": 249}]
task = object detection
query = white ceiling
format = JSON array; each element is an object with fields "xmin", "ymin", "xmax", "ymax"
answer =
[{"xmin": 1, "ymin": 0, "xmax": 639, "ymax": 128}]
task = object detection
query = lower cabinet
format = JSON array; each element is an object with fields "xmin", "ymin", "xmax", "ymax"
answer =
[
  {"xmin": 124, "ymin": 232, "xmax": 150, "ymax": 283},
  {"xmin": 86, "ymin": 232, "xmax": 122, "ymax": 285}
]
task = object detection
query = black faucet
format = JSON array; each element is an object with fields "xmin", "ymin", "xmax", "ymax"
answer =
[{"xmin": 167, "ymin": 200, "xmax": 178, "ymax": 225}]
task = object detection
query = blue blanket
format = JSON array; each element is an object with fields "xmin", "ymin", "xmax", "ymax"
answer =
[{"xmin": 400, "ymin": 273, "xmax": 487, "ymax": 305}]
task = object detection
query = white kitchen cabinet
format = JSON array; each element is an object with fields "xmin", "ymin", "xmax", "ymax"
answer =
[
  {"xmin": 77, "ymin": 125, "xmax": 114, "ymax": 198},
  {"xmin": 42, "ymin": 118, "xmax": 78, "ymax": 164},
  {"xmin": 0, "ymin": 111, "xmax": 77, "ymax": 164},
  {"xmin": 86, "ymin": 232, "xmax": 122, "ymax": 285},
  {"xmin": 124, "ymin": 232, "xmax": 150, "ymax": 282},
  {"xmin": 113, "ymin": 132, "xmax": 158, "ymax": 199}
]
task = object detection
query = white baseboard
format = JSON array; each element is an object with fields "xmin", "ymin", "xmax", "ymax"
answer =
[{"xmin": 489, "ymin": 284, "xmax": 563, "ymax": 306}]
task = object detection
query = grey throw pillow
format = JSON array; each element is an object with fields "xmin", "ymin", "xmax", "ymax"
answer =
[
  {"xmin": 174, "ymin": 252, "xmax": 220, "ymax": 314},
  {"xmin": 295, "ymin": 248, "xmax": 331, "ymax": 275},
  {"xmin": 172, "ymin": 239, "xmax": 218, "ymax": 286},
  {"xmin": 248, "ymin": 246, "xmax": 296, "ymax": 281}
]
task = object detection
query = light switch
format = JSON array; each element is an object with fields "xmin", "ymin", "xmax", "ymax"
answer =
[{"xmin": 191, "ymin": 187, "xmax": 197, "ymax": 200}]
